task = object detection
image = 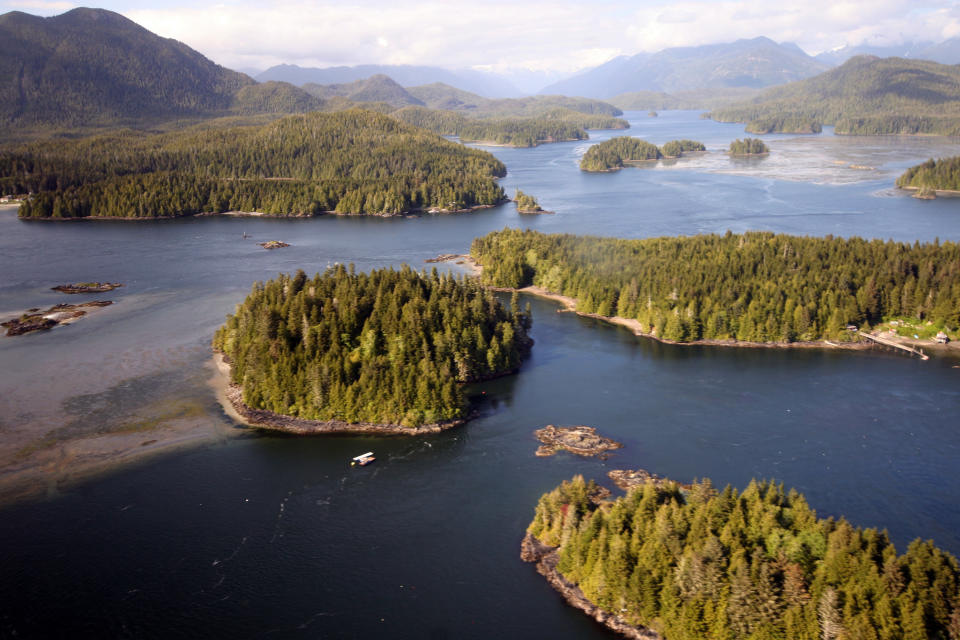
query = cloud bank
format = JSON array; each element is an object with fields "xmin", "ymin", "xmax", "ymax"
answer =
[{"xmin": 5, "ymin": 0, "xmax": 959, "ymax": 72}]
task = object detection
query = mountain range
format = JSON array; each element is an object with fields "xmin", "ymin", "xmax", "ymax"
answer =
[
  {"xmin": 541, "ymin": 37, "xmax": 831, "ymax": 98},
  {"xmin": 256, "ymin": 64, "xmax": 521, "ymax": 98},
  {"xmin": 815, "ymin": 38, "xmax": 960, "ymax": 66},
  {"xmin": 709, "ymin": 55, "xmax": 960, "ymax": 135}
]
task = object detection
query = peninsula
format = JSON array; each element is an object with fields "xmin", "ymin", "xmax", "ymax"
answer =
[
  {"xmin": 470, "ymin": 229, "xmax": 960, "ymax": 347},
  {"xmin": 523, "ymin": 475, "xmax": 960, "ymax": 639},
  {"xmin": 213, "ymin": 265, "xmax": 532, "ymax": 431}
]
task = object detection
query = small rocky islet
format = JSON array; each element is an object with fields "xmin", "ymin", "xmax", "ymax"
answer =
[
  {"xmin": 2, "ymin": 301, "xmax": 113, "ymax": 336},
  {"xmin": 533, "ymin": 424, "xmax": 622, "ymax": 458},
  {"xmin": 51, "ymin": 282, "xmax": 123, "ymax": 293}
]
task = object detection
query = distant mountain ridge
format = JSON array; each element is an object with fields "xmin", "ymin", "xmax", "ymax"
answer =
[
  {"xmin": 257, "ymin": 64, "xmax": 521, "ymax": 98},
  {"xmin": 303, "ymin": 74, "xmax": 424, "ymax": 108},
  {"xmin": 709, "ymin": 55, "xmax": 960, "ymax": 135},
  {"xmin": 816, "ymin": 38, "xmax": 960, "ymax": 66},
  {"xmin": 541, "ymin": 37, "xmax": 830, "ymax": 98},
  {"xmin": 0, "ymin": 8, "xmax": 322, "ymax": 129}
]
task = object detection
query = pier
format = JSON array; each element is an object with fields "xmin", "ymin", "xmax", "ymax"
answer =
[{"xmin": 858, "ymin": 331, "xmax": 929, "ymax": 360}]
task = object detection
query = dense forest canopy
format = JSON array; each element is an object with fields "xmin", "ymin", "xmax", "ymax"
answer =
[
  {"xmin": 709, "ymin": 56, "xmax": 960, "ymax": 135},
  {"xmin": 897, "ymin": 157, "xmax": 960, "ymax": 192},
  {"xmin": 471, "ymin": 229, "xmax": 960, "ymax": 343},
  {"xmin": 213, "ymin": 265, "xmax": 532, "ymax": 427},
  {"xmin": 391, "ymin": 106, "xmax": 628, "ymax": 148},
  {"xmin": 579, "ymin": 137, "xmax": 706, "ymax": 171},
  {"xmin": 5, "ymin": 110, "xmax": 507, "ymax": 218},
  {"xmin": 528, "ymin": 475, "xmax": 960, "ymax": 639}
]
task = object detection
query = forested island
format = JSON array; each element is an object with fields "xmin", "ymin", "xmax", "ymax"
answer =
[
  {"xmin": 5, "ymin": 110, "xmax": 507, "ymax": 218},
  {"xmin": 213, "ymin": 265, "xmax": 532, "ymax": 431},
  {"xmin": 579, "ymin": 138, "xmax": 705, "ymax": 171},
  {"xmin": 709, "ymin": 56, "xmax": 960, "ymax": 135},
  {"xmin": 523, "ymin": 475, "xmax": 960, "ymax": 639},
  {"xmin": 392, "ymin": 106, "xmax": 629, "ymax": 148},
  {"xmin": 896, "ymin": 157, "xmax": 960, "ymax": 198},
  {"xmin": 729, "ymin": 138, "xmax": 769, "ymax": 155},
  {"xmin": 470, "ymin": 229, "xmax": 960, "ymax": 344},
  {"xmin": 514, "ymin": 189, "xmax": 548, "ymax": 214}
]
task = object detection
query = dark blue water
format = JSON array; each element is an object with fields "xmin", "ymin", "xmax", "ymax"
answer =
[{"xmin": 1, "ymin": 111, "xmax": 959, "ymax": 638}]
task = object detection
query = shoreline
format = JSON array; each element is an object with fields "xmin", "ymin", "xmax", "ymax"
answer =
[
  {"xmin": 213, "ymin": 353, "xmax": 466, "ymax": 436},
  {"xmin": 468, "ymin": 261, "xmax": 956, "ymax": 355},
  {"xmin": 15, "ymin": 201, "xmax": 505, "ymax": 222},
  {"xmin": 503, "ymin": 284, "xmax": 871, "ymax": 352},
  {"xmin": 898, "ymin": 185, "xmax": 960, "ymax": 199},
  {"xmin": 521, "ymin": 532, "xmax": 662, "ymax": 640}
]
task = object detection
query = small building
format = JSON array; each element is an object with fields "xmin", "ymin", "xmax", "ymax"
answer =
[{"xmin": 935, "ymin": 331, "xmax": 949, "ymax": 344}]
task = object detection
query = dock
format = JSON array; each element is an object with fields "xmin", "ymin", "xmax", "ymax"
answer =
[{"xmin": 858, "ymin": 331, "xmax": 929, "ymax": 360}]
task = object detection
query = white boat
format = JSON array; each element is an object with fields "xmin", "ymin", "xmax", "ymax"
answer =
[{"xmin": 351, "ymin": 452, "xmax": 375, "ymax": 466}]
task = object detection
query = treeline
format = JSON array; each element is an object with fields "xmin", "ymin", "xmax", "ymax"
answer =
[
  {"xmin": 6, "ymin": 110, "xmax": 507, "ymax": 218},
  {"xmin": 528, "ymin": 475, "xmax": 960, "ymax": 639},
  {"xmin": 580, "ymin": 137, "xmax": 706, "ymax": 171},
  {"xmin": 709, "ymin": 56, "xmax": 960, "ymax": 135},
  {"xmin": 470, "ymin": 229, "xmax": 960, "ymax": 343},
  {"xmin": 729, "ymin": 138, "xmax": 769, "ymax": 155},
  {"xmin": 746, "ymin": 116, "xmax": 821, "ymax": 134},
  {"xmin": 213, "ymin": 265, "xmax": 532, "ymax": 427},
  {"xmin": 391, "ymin": 106, "xmax": 628, "ymax": 148},
  {"xmin": 897, "ymin": 157, "xmax": 960, "ymax": 192}
]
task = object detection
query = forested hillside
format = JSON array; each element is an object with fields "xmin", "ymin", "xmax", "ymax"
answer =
[
  {"xmin": 527, "ymin": 475, "xmax": 960, "ymax": 639},
  {"xmin": 0, "ymin": 8, "xmax": 250, "ymax": 128},
  {"xmin": 7, "ymin": 110, "xmax": 507, "ymax": 218},
  {"xmin": 709, "ymin": 56, "xmax": 960, "ymax": 135},
  {"xmin": 213, "ymin": 265, "xmax": 532, "ymax": 426},
  {"xmin": 471, "ymin": 229, "xmax": 960, "ymax": 343}
]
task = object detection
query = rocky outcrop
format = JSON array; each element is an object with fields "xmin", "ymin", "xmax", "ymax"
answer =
[
  {"xmin": 521, "ymin": 532, "xmax": 663, "ymax": 640},
  {"xmin": 608, "ymin": 468, "xmax": 691, "ymax": 491},
  {"xmin": 2, "ymin": 301, "xmax": 112, "ymax": 336},
  {"xmin": 258, "ymin": 240, "xmax": 290, "ymax": 249},
  {"xmin": 534, "ymin": 424, "xmax": 622, "ymax": 458}
]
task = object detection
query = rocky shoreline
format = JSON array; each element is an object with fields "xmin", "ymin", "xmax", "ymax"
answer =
[
  {"xmin": 215, "ymin": 354, "xmax": 466, "ymax": 436},
  {"xmin": 521, "ymin": 532, "xmax": 662, "ymax": 640}
]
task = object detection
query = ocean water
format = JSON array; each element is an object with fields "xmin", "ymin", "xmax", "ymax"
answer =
[{"xmin": 1, "ymin": 111, "xmax": 959, "ymax": 638}]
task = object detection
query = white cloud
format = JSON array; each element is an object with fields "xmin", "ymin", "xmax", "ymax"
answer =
[
  {"xmin": 6, "ymin": 0, "xmax": 75, "ymax": 13},
  {"xmin": 104, "ymin": 0, "xmax": 960, "ymax": 72}
]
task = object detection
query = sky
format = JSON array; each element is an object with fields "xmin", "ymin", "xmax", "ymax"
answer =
[{"xmin": 3, "ymin": 0, "xmax": 960, "ymax": 74}]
